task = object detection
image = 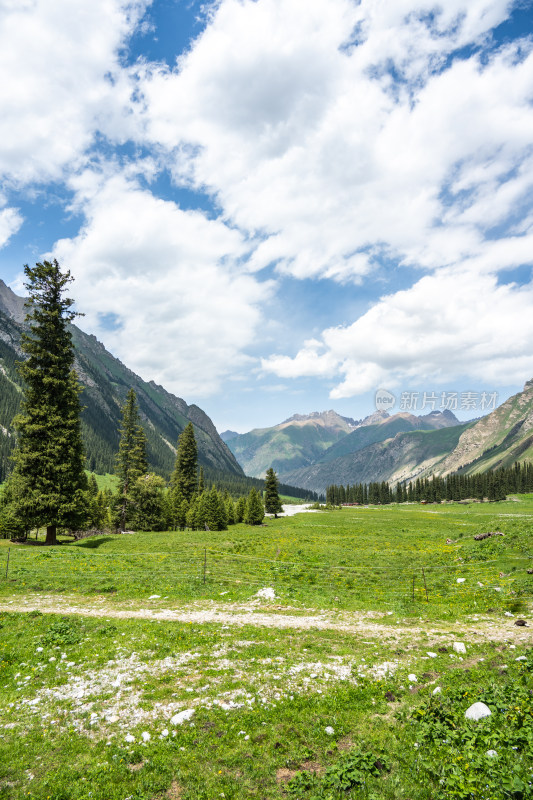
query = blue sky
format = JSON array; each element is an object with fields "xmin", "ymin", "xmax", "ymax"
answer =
[{"xmin": 1, "ymin": 0, "xmax": 532, "ymax": 433}]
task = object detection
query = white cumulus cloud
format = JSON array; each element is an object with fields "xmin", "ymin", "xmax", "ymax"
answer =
[
  {"xmin": 51, "ymin": 170, "xmax": 272, "ymax": 397},
  {"xmin": 0, "ymin": 0, "xmax": 148, "ymax": 186},
  {"xmin": 263, "ymin": 268, "xmax": 533, "ymax": 396}
]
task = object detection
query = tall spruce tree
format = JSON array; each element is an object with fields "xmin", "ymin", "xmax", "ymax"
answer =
[
  {"xmin": 244, "ymin": 487, "xmax": 264, "ymax": 525},
  {"xmin": 115, "ymin": 388, "xmax": 147, "ymax": 531},
  {"xmin": 264, "ymin": 468, "xmax": 283, "ymax": 517},
  {"xmin": 171, "ymin": 422, "xmax": 198, "ymax": 503},
  {"xmin": 10, "ymin": 260, "xmax": 88, "ymax": 545}
]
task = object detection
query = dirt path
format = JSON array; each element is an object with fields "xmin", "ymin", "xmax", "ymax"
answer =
[{"xmin": 1, "ymin": 594, "xmax": 531, "ymax": 645}]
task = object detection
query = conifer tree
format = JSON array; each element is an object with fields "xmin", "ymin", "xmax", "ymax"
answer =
[
  {"xmin": 264, "ymin": 468, "xmax": 283, "ymax": 517},
  {"xmin": 244, "ymin": 487, "xmax": 264, "ymax": 525},
  {"xmin": 198, "ymin": 466, "xmax": 205, "ymax": 494},
  {"xmin": 235, "ymin": 495, "xmax": 246, "ymax": 523},
  {"xmin": 115, "ymin": 388, "xmax": 147, "ymax": 531},
  {"xmin": 171, "ymin": 422, "xmax": 198, "ymax": 503},
  {"xmin": 10, "ymin": 260, "xmax": 88, "ymax": 545}
]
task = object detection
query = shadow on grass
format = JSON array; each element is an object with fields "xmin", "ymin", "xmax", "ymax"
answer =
[{"xmin": 73, "ymin": 537, "xmax": 114, "ymax": 549}]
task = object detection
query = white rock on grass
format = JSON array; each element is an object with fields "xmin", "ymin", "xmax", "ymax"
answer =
[
  {"xmin": 408, "ymin": 674, "xmax": 417, "ymax": 683},
  {"xmin": 486, "ymin": 750, "xmax": 498, "ymax": 758},
  {"xmin": 170, "ymin": 709, "xmax": 195, "ymax": 726},
  {"xmin": 465, "ymin": 702, "xmax": 491, "ymax": 721},
  {"xmin": 255, "ymin": 587, "xmax": 276, "ymax": 600},
  {"xmin": 325, "ymin": 726, "xmax": 335, "ymax": 735},
  {"xmin": 457, "ymin": 578, "xmax": 466, "ymax": 584},
  {"xmin": 125, "ymin": 734, "xmax": 135, "ymax": 743},
  {"xmin": 427, "ymin": 652, "xmax": 437, "ymax": 658},
  {"xmin": 515, "ymin": 656, "xmax": 527, "ymax": 662},
  {"xmin": 149, "ymin": 595, "xmax": 161, "ymax": 600},
  {"xmin": 453, "ymin": 642, "xmax": 466, "ymax": 654},
  {"xmin": 142, "ymin": 732, "xmax": 151, "ymax": 742},
  {"xmin": 432, "ymin": 686, "xmax": 442, "ymax": 695}
]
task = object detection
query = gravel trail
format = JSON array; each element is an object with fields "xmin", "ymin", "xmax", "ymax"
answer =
[{"xmin": 0, "ymin": 594, "xmax": 531, "ymax": 644}]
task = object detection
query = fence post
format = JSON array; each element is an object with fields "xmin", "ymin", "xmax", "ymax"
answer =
[
  {"xmin": 203, "ymin": 548, "xmax": 207, "ymax": 584},
  {"xmin": 422, "ymin": 568, "xmax": 429, "ymax": 602},
  {"xmin": 5, "ymin": 547, "xmax": 10, "ymax": 580},
  {"xmin": 412, "ymin": 574, "xmax": 415, "ymax": 602}
]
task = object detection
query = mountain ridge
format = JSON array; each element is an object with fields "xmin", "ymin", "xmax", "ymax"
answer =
[{"xmin": 0, "ymin": 281, "xmax": 243, "ymax": 481}]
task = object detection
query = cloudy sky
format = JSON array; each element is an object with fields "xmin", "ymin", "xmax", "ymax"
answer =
[{"xmin": 1, "ymin": 0, "xmax": 532, "ymax": 433}]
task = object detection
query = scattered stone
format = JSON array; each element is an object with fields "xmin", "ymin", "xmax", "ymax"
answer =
[
  {"xmin": 438, "ymin": 646, "xmax": 448, "ymax": 653},
  {"xmin": 514, "ymin": 619, "xmax": 528, "ymax": 627},
  {"xmin": 515, "ymin": 656, "xmax": 527, "ymax": 662},
  {"xmin": 325, "ymin": 726, "xmax": 335, "ymax": 735},
  {"xmin": 149, "ymin": 595, "xmax": 161, "ymax": 600},
  {"xmin": 527, "ymin": 569, "xmax": 533, "ymax": 575},
  {"xmin": 453, "ymin": 642, "xmax": 466, "ymax": 654},
  {"xmin": 255, "ymin": 587, "xmax": 276, "ymax": 600},
  {"xmin": 432, "ymin": 686, "xmax": 442, "ymax": 695},
  {"xmin": 170, "ymin": 709, "xmax": 195, "ymax": 726},
  {"xmin": 141, "ymin": 732, "xmax": 151, "ymax": 742},
  {"xmin": 486, "ymin": 750, "xmax": 498, "ymax": 758},
  {"xmin": 456, "ymin": 578, "xmax": 466, "ymax": 584},
  {"xmin": 160, "ymin": 729, "xmax": 169, "ymax": 738},
  {"xmin": 125, "ymin": 734, "xmax": 135, "ymax": 743},
  {"xmin": 408, "ymin": 674, "xmax": 417, "ymax": 683},
  {"xmin": 504, "ymin": 611, "xmax": 514, "ymax": 617},
  {"xmin": 473, "ymin": 531, "xmax": 504, "ymax": 541},
  {"xmin": 427, "ymin": 652, "xmax": 437, "ymax": 658},
  {"xmin": 465, "ymin": 702, "xmax": 491, "ymax": 721}
]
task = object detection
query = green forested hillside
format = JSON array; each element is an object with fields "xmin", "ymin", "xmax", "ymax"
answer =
[
  {"xmin": 282, "ymin": 422, "xmax": 472, "ymax": 493},
  {"xmin": 226, "ymin": 410, "xmax": 356, "ymax": 477},
  {"xmin": 318, "ymin": 411, "xmax": 458, "ymax": 463},
  {"xmin": 0, "ymin": 303, "xmax": 243, "ymax": 482}
]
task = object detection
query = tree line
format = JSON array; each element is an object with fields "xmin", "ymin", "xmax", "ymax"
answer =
[
  {"xmin": 0, "ymin": 260, "xmax": 286, "ymax": 542},
  {"xmin": 326, "ymin": 460, "xmax": 533, "ymax": 506}
]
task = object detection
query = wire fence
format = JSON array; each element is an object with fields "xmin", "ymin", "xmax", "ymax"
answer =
[{"xmin": 1, "ymin": 542, "xmax": 532, "ymax": 609}]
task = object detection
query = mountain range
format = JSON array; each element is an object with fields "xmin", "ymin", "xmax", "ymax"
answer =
[
  {"xmin": 0, "ymin": 279, "xmax": 243, "ymax": 483},
  {"xmin": 225, "ymin": 385, "xmax": 533, "ymax": 494}
]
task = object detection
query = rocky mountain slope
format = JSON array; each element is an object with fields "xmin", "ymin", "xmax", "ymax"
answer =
[
  {"xmin": 433, "ymin": 380, "xmax": 533, "ymax": 476},
  {"xmin": 281, "ymin": 382, "xmax": 533, "ymax": 493},
  {"xmin": 281, "ymin": 423, "xmax": 472, "ymax": 493},
  {"xmin": 225, "ymin": 410, "xmax": 359, "ymax": 478},
  {"xmin": 0, "ymin": 279, "xmax": 243, "ymax": 482},
  {"xmin": 319, "ymin": 409, "xmax": 461, "ymax": 464}
]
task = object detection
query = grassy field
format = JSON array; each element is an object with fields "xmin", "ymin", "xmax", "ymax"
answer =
[
  {"xmin": 1, "ymin": 498, "xmax": 532, "ymax": 617},
  {"xmin": 0, "ymin": 499, "xmax": 532, "ymax": 799}
]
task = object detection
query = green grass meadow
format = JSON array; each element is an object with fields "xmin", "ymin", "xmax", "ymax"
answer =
[{"xmin": 0, "ymin": 499, "xmax": 532, "ymax": 799}]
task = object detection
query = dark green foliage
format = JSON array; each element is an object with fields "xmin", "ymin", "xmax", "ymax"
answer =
[
  {"xmin": 287, "ymin": 748, "xmax": 390, "ymax": 797},
  {"xmin": 9, "ymin": 261, "xmax": 88, "ymax": 544},
  {"xmin": 198, "ymin": 465, "xmax": 204, "ymax": 494},
  {"xmin": 264, "ymin": 467, "xmax": 283, "ymax": 516},
  {"xmin": 115, "ymin": 389, "xmax": 148, "ymax": 531},
  {"xmin": 171, "ymin": 422, "xmax": 198, "ymax": 503},
  {"xmin": 129, "ymin": 473, "xmax": 169, "ymax": 531},
  {"xmin": 202, "ymin": 468, "xmax": 320, "ymax": 501},
  {"xmin": 235, "ymin": 495, "xmax": 246, "ymax": 523},
  {"xmin": 326, "ymin": 460, "xmax": 533, "ymax": 506},
  {"xmin": 244, "ymin": 487, "xmax": 264, "ymax": 525},
  {"xmin": 41, "ymin": 618, "xmax": 83, "ymax": 646}
]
